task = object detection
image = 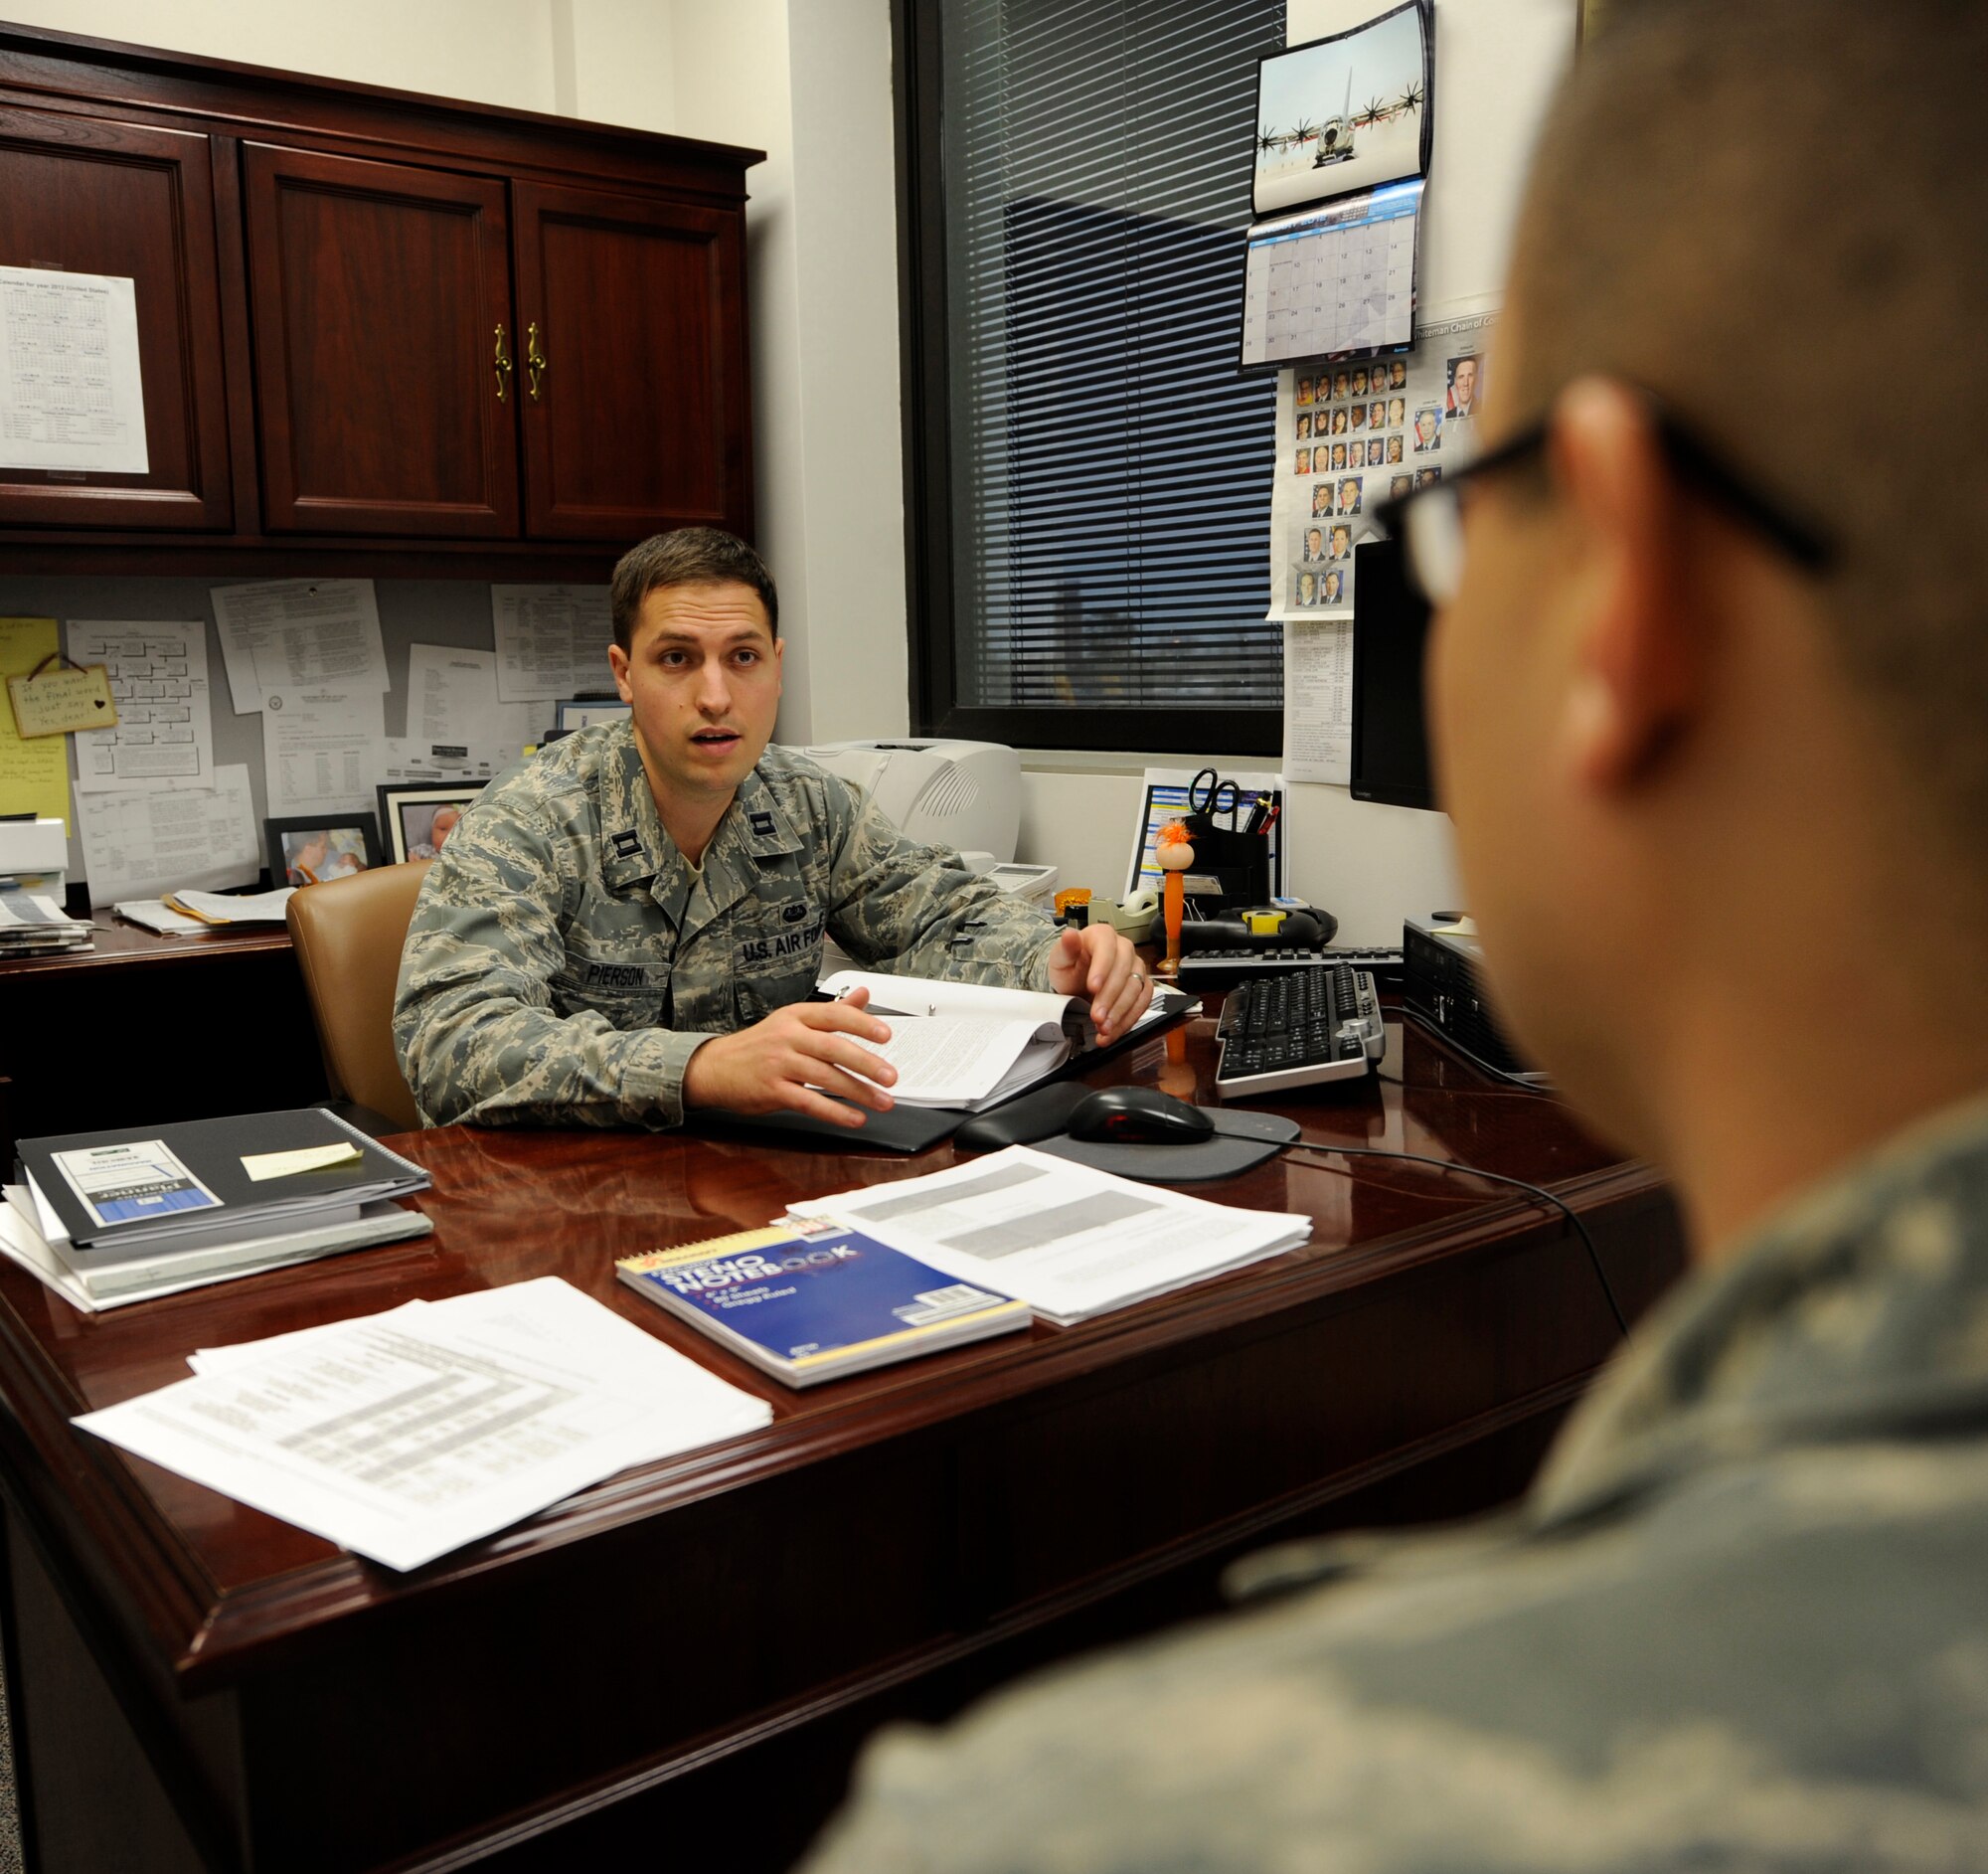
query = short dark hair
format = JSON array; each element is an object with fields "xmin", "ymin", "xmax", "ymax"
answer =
[
  {"xmin": 1512, "ymin": 0, "xmax": 1988, "ymax": 837},
  {"xmin": 609, "ymin": 528, "xmax": 779, "ymax": 652}
]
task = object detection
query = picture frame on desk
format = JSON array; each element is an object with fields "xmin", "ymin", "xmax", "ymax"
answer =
[
  {"xmin": 378, "ymin": 784, "xmax": 485, "ymax": 865},
  {"xmin": 265, "ymin": 814, "xmax": 382, "ymax": 888}
]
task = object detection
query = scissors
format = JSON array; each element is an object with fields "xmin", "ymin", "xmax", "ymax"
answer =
[{"xmin": 1188, "ymin": 767, "xmax": 1243, "ymax": 828}]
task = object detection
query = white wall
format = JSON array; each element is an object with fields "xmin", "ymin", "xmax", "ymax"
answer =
[
  {"xmin": 654, "ymin": 0, "xmax": 911, "ymax": 749},
  {"xmin": 781, "ymin": 0, "xmax": 911, "ymax": 746},
  {"xmin": 2, "ymin": 0, "xmax": 562, "ymax": 112}
]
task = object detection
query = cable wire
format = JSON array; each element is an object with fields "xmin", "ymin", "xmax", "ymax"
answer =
[{"xmin": 1280, "ymin": 1141, "xmax": 1630, "ymax": 1340}]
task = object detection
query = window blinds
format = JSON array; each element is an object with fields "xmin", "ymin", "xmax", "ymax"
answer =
[{"xmin": 940, "ymin": 0, "xmax": 1285, "ymax": 723}]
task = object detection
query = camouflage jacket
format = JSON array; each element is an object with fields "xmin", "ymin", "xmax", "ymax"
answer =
[
  {"xmin": 802, "ymin": 1094, "xmax": 1988, "ymax": 1872},
  {"xmin": 393, "ymin": 726, "xmax": 1058, "ymax": 1128}
]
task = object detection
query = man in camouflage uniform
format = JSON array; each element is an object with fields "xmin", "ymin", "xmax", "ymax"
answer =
[
  {"xmin": 800, "ymin": 2, "xmax": 1988, "ymax": 1865},
  {"xmin": 394, "ymin": 530, "xmax": 1144, "ymax": 1129}
]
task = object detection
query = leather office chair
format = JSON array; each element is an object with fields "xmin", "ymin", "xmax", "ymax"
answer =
[{"xmin": 286, "ymin": 860, "xmax": 433, "ymax": 1134}]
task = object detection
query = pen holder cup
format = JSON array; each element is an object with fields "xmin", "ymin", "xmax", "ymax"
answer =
[{"xmin": 1184, "ymin": 814, "xmax": 1271, "ymax": 910}]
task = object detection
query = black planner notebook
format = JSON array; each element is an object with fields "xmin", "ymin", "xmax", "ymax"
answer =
[{"xmin": 15, "ymin": 1107, "xmax": 428, "ymax": 1257}]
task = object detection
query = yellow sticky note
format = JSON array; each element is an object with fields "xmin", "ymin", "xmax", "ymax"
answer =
[
  {"xmin": 242, "ymin": 1142, "xmax": 365, "ymax": 1182},
  {"xmin": 0, "ymin": 619, "xmax": 72, "ymax": 832}
]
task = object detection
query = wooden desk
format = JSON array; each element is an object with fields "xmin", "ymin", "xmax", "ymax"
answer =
[
  {"xmin": 0, "ymin": 1009, "xmax": 1684, "ymax": 1873},
  {"xmin": 0, "ymin": 919, "xmax": 327, "ymax": 1160}
]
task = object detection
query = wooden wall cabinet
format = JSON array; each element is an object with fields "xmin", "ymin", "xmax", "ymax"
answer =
[
  {"xmin": 512, "ymin": 181, "xmax": 750, "ymax": 542},
  {"xmin": 0, "ymin": 24, "xmax": 761, "ymax": 579},
  {"xmin": 242, "ymin": 143, "xmax": 521, "ymax": 539},
  {"xmin": 0, "ymin": 102, "xmax": 234, "ymax": 531}
]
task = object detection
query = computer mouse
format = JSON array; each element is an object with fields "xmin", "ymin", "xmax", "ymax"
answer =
[{"xmin": 1066, "ymin": 1086, "xmax": 1216, "ymax": 1145}]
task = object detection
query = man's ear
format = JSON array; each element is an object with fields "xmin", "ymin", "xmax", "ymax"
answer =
[
  {"xmin": 1550, "ymin": 379, "xmax": 1704, "ymax": 793},
  {"xmin": 607, "ymin": 641, "xmax": 634, "ymax": 706}
]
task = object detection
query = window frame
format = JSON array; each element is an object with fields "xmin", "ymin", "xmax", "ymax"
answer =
[{"xmin": 890, "ymin": 0, "xmax": 1282, "ymax": 758}]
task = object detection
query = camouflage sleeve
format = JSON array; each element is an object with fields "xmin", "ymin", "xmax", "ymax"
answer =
[
  {"xmin": 821, "ymin": 783, "xmax": 1060, "ymax": 989},
  {"xmin": 392, "ymin": 789, "xmax": 707, "ymax": 1130}
]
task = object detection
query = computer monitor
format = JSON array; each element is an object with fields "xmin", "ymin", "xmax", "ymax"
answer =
[{"xmin": 1348, "ymin": 534, "xmax": 1437, "ymax": 810}]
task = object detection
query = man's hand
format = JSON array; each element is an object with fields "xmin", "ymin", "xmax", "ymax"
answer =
[
  {"xmin": 1047, "ymin": 924, "xmax": 1150, "ymax": 1044},
  {"xmin": 681, "ymin": 987, "xmax": 897, "ymax": 1129}
]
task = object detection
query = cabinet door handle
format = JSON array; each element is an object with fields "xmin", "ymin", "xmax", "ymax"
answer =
[
  {"xmin": 526, "ymin": 321, "xmax": 548, "ymax": 402},
  {"xmin": 493, "ymin": 324, "xmax": 514, "ymax": 403}
]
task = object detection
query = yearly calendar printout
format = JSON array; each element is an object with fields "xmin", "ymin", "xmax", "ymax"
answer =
[{"xmin": 0, "ymin": 265, "xmax": 147, "ymax": 474}]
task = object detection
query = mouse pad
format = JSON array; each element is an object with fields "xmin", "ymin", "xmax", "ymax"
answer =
[{"xmin": 1035, "ymin": 1108, "xmax": 1300, "ymax": 1183}]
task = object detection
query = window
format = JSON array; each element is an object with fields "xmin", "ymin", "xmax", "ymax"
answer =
[{"xmin": 897, "ymin": 0, "xmax": 1286, "ymax": 755}]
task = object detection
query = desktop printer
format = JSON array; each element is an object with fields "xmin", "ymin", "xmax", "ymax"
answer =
[{"xmin": 801, "ymin": 739, "xmax": 1021, "ymax": 866}]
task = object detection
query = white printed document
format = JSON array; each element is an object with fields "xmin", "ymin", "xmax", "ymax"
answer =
[
  {"xmin": 818, "ymin": 968, "xmax": 1157, "ymax": 1110},
  {"xmin": 75, "ymin": 764, "xmax": 259, "ymax": 906},
  {"xmin": 407, "ymin": 644, "xmax": 540, "ymax": 757},
  {"xmin": 790, "ymin": 1145, "xmax": 1311, "ymax": 1324},
  {"xmin": 1281, "ymin": 616, "xmax": 1354, "ymax": 784},
  {"xmin": 261, "ymin": 689, "xmax": 388, "ymax": 816},
  {"xmin": 52, "ymin": 1139, "xmax": 219, "ymax": 1231},
  {"xmin": 378, "ymin": 737, "xmax": 512, "ymax": 787},
  {"xmin": 0, "ymin": 265, "xmax": 148, "ymax": 473},
  {"xmin": 75, "ymin": 1278, "xmax": 772, "ymax": 1572},
  {"xmin": 67, "ymin": 619, "xmax": 216, "ymax": 794},
  {"xmin": 491, "ymin": 585, "xmax": 614, "ymax": 702},
  {"xmin": 870, "ymin": 1017, "xmax": 1071, "ymax": 1108},
  {"xmin": 818, "ymin": 968, "xmax": 1177, "ymax": 1108},
  {"xmin": 213, "ymin": 579, "xmax": 389, "ymax": 713}
]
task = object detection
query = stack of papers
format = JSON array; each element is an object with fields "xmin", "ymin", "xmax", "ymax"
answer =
[
  {"xmin": 164, "ymin": 887, "xmax": 295, "ymax": 926},
  {"xmin": 788, "ymin": 1145, "xmax": 1311, "ymax": 1325},
  {"xmin": 75, "ymin": 1278, "xmax": 773, "ymax": 1570},
  {"xmin": 0, "ymin": 881, "xmax": 90, "ymax": 955},
  {"xmin": 113, "ymin": 899, "xmax": 210, "ymax": 936},
  {"xmin": 0, "ymin": 1187, "xmax": 432, "ymax": 1309}
]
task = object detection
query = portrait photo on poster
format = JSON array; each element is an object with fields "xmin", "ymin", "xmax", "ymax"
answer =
[
  {"xmin": 379, "ymin": 783, "xmax": 486, "ymax": 864},
  {"xmin": 1445, "ymin": 351, "xmax": 1485, "ymax": 422},
  {"xmin": 265, "ymin": 814, "xmax": 382, "ymax": 889}
]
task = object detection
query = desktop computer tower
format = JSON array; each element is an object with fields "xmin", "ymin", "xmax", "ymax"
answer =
[{"xmin": 1401, "ymin": 917, "xmax": 1541, "ymax": 1083}]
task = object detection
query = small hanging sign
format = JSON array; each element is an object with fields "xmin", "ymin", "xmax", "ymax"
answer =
[{"xmin": 7, "ymin": 652, "xmax": 119, "ymax": 740}]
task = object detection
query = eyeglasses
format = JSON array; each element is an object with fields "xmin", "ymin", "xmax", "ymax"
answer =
[{"xmin": 1371, "ymin": 399, "xmax": 1836, "ymax": 605}]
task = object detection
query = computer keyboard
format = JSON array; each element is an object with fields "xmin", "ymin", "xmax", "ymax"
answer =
[
  {"xmin": 1215, "ymin": 964, "xmax": 1386, "ymax": 1095},
  {"xmin": 1180, "ymin": 944, "xmax": 1404, "ymax": 992}
]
